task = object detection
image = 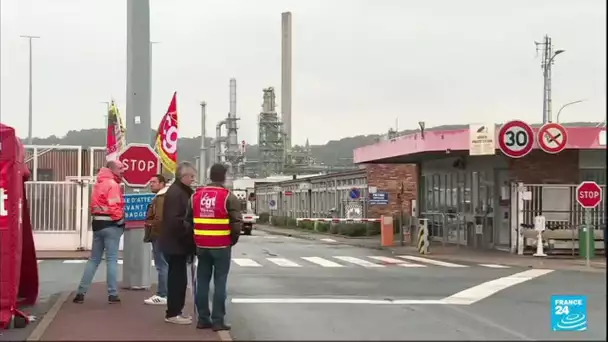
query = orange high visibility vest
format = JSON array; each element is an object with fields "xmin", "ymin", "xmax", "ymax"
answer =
[{"xmin": 192, "ymin": 186, "xmax": 232, "ymax": 248}]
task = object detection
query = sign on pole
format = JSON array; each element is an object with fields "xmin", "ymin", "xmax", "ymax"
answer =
[
  {"xmin": 349, "ymin": 188, "xmax": 361, "ymax": 200},
  {"xmin": 498, "ymin": 120, "xmax": 534, "ymax": 158},
  {"xmin": 468, "ymin": 124, "xmax": 496, "ymax": 156},
  {"xmin": 368, "ymin": 192, "xmax": 389, "ymax": 205},
  {"xmin": 124, "ymin": 193, "xmax": 155, "ymax": 221},
  {"xmin": 118, "ymin": 143, "xmax": 161, "ymax": 188},
  {"xmin": 537, "ymin": 123, "xmax": 568, "ymax": 154},
  {"xmin": 269, "ymin": 199, "xmax": 277, "ymax": 210},
  {"xmin": 576, "ymin": 181, "xmax": 603, "ymax": 209}
]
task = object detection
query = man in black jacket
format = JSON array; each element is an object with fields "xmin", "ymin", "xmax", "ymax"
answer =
[{"xmin": 159, "ymin": 161, "xmax": 196, "ymax": 325}]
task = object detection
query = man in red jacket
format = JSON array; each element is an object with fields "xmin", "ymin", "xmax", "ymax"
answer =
[{"xmin": 73, "ymin": 160, "xmax": 125, "ymax": 304}]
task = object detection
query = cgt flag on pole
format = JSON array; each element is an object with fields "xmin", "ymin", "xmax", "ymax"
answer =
[
  {"xmin": 155, "ymin": 92, "xmax": 179, "ymax": 174},
  {"xmin": 105, "ymin": 100, "xmax": 126, "ymax": 161}
]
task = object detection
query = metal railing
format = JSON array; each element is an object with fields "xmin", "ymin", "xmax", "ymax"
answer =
[{"xmin": 26, "ymin": 181, "xmax": 79, "ymax": 232}]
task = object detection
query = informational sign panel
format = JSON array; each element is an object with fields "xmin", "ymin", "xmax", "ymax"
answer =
[
  {"xmin": 124, "ymin": 193, "xmax": 155, "ymax": 221},
  {"xmin": 368, "ymin": 192, "xmax": 389, "ymax": 205},
  {"xmin": 469, "ymin": 124, "xmax": 496, "ymax": 156},
  {"xmin": 537, "ymin": 123, "xmax": 568, "ymax": 154}
]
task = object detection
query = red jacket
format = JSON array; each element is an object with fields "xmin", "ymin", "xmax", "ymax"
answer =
[{"xmin": 91, "ymin": 168, "xmax": 124, "ymax": 221}]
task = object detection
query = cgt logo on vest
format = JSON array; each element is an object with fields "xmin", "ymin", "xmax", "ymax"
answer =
[{"xmin": 199, "ymin": 192, "xmax": 218, "ymax": 216}]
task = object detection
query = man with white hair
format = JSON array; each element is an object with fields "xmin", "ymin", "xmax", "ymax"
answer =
[{"xmin": 159, "ymin": 162, "xmax": 197, "ymax": 325}]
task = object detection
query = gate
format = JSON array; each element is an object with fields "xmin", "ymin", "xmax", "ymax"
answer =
[{"xmin": 510, "ymin": 183, "xmax": 606, "ymax": 255}]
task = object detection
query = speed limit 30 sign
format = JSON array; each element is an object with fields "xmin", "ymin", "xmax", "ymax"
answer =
[{"xmin": 498, "ymin": 120, "xmax": 534, "ymax": 158}]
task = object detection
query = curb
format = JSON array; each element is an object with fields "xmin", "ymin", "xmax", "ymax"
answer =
[
  {"xmin": 26, "ymin": 291, "xmax": 71, "ymax": 341},
  {"xmin": 257, "ymin": 226, "xmax": 385, "ymax": 250}
]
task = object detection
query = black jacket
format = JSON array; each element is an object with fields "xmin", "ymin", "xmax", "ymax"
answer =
[
  {"xmin": 159, "ymin": 179, "xmax": 195, "ymax": 256},
  {"xmin": 184, "ymin": 182, "xmax": 242, "ymax": 247}
]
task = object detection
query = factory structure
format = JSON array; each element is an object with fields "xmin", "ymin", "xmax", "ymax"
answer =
[{"xmin": 198, "ymin": 12, "xmax": 355, "ymax": 185}]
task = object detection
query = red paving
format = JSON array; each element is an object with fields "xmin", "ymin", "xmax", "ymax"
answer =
[{"xmin": 39, "ymin": 283, "xmax": 223, "ymax": 341}]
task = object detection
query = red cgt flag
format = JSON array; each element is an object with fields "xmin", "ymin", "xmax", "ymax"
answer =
[{"xmin": 155, "ymin": 92, "xmax": 179, "ymax": 173}]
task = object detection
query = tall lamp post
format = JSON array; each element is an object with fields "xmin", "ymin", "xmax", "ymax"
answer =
[
  {"xmin": 100, "ymin": 101, "xmax": 110, "ymax": 128},
  {"xmin": 150, "ymin": 41, "xmax": 160, "ymax": 115},
  {"xmin": 20, "ymin": 35, "xmax": 41, "ymax": 145},
  {"xmin": 556, "ymin": 99, "xmax": 586, "ymax": 123}
]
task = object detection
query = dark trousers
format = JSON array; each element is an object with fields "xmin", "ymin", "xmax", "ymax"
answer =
[
  {"xmin": 165, "ymin": 253, "xmax": 188, "ymax": 318},
  {"xmin": 195, "ymin": 247, "xmax": 231, "ymax": 325}
]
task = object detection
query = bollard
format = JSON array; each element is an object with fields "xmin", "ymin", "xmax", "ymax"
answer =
[
  {"xmin": 533, "ymin": 215, "xmax": 547, "ymax": 257},
  {"xmin": 417, "ymin": 218, "xmax": 429, "ymax": 254}
]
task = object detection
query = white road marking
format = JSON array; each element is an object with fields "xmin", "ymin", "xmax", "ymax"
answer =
[
  {"xmin": 232, "ymin": 298, "xmax": 449, "ymax": 305},
  {"xmin": 267, "ymin": 258, "xmax": 301, "ymax": 267},
  {"xmin": 397, "ymin": 255, "xmax": 468, "ymax": 268},
  {"xmin": 367, "ymin": 256, "xmax": 425, "ymax": 267},
  {"xmin": 301, "ymin": 256, "xmax": 344, "ymax": 267},
  {"xmin": 264, "ymin": 236, "xmax": 279, "ymax": 239},
  {"xmin": 62, "ymin": 260, "xmax": 87, "ymax": 264},
  {"xmin": 334, "ymin": 256, "xmax": 385, "ymax": 268},
  {"xmin": 232, "ymin": 258, "xmax": 262, "ymax": 267},
  {"xmin": 320, "ymin": 238, "xmax": 337, "ymax": 242},
  {"xmin": 478, "ymin": 264, "xmax": 510, "ymax": 269},
  {"xmin": 117, "ymin": 259, "xmax": 124, "ymax": 265},
  {"xmin": 441, "ymin": 269, "xmax": 555, "ymax": 305}
]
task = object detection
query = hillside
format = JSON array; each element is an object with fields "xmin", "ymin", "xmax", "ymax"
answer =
[{"xmin": 23, "ymin": 121, "xmax": 600, "ymax": 166}]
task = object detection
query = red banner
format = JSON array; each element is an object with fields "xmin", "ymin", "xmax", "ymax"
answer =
[{"xmin": 155, "ymin": 92, "xmax": 179, "ymax": 173}]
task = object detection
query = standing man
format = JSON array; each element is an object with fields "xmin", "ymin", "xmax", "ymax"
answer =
[
  {"xmin": 73, "ymin": 160, "xmax": 125, "ymax": 304},
  {"xmin": 184, "ymin": 163, "xmax": 241, "ymax": 331},
  {"xmin": 143, "ymin": 174, "xmax": 169, "ymax": 305},
  {"xmin": 159, "ymin": 162, "xmax": 197, "ymax": 325}
]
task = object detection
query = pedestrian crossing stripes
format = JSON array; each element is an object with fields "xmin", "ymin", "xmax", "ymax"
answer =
[{"xmin": 37, "ymin": 256, "xmax": 512, "ymax": 269}]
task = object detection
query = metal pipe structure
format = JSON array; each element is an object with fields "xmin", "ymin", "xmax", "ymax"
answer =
[
  {"xmin": 123, "ymin": 0, "xmax": 152, "ymax": 290},
  {"xmin": 281, "ymin": 12, "xmax": 292, "ymax": 149},
  {"xmin": 556, "ymin": 99, "xmax": 586, "ymax": 123},
  {"xmin": 200, "ymin": 101, "xmax": 207, "ymax": 185},
  {"xmin": 215, "ymin": 120, "xmax": 227, "ymax": 163},
  {"xmin": 20, "ymin": 35, "xmax": 40, "ymax": 145}
]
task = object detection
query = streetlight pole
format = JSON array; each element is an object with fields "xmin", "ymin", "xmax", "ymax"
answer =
[
  {"xmin": 100, "ymin": 101, "xmax": 110, "ymax": 128},
  {"xmin": 20, "ymin": 35, "xmax": 40, "ymax": 145},
  {"xmin": 536, "ymin": 35, "xmax": 565, "ymax": 123},
  {"xmin": 150, "ymin": 41, "xmax": 159, "ymax": 115},
  {"xmin": 556, "ymin": 100, "xmax": 586, "ymax": 123}
]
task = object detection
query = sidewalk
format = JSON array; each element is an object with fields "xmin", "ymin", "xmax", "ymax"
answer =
[
  {"xmin": 27, "ymin": 283, "xmax": 230, "ymax": 341},
  {"xmin": 256, "ymin": 224, "xmax": 606, "ymax": 272},
  {"xmin": 36, "ymin": 250, "xmax": 122, "ymax": 260}
]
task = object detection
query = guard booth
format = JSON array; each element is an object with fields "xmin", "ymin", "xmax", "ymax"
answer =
[{"xmin": 353, "ymin": 122, "xmax": 606, "ymax": 254}]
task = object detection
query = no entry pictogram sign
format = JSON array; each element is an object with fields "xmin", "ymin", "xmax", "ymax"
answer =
[
  {"xmin": 498, "ymin": 120, "xmax": 534, "ymax": 158},
  {"xmin": 537, "ymin": 123, "xmax": 568, "ymax": 154}
]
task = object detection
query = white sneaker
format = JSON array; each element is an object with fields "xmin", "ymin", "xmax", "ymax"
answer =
[
  {"xmin": 165, "ymin": 315, "xmax": 192, "ymax": 325},
  {"xmin": 144, "ymin": 295, "xmax": 167, "ymax": 305}
]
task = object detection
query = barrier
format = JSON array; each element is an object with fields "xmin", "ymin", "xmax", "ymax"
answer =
[
  {"xmin": 296, "ymin": 218, "xmax": 381, "ymax": 223},
  {"xmin": 380, "ymin": 215, "xmax": 393, "ymax": 247},
  {"xmin": 417, "ymin": 218, "xmax": 429, "ymax": 254}
]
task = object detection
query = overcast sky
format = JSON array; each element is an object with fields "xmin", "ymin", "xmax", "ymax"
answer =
[{"xmin": 1, "ymin": 0, "xmax": 606, "ymax": 145}]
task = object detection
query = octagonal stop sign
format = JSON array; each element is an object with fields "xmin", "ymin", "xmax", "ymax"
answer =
[
  {"xmin": 576, "ymin": 181, "xmax": 603, "ymax": 209},
  {"xmin": 118, "ymin": 143, "xmax": 161, "ymax": 188}
]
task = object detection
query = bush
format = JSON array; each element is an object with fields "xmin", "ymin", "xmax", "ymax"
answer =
[
  {"xmin": 315, "ymin": 222, "xmax": 330, "ymax": 233},
  {"xmin": 270, "ymin": 216, "xmax": 287, "ymax": 227},
  {"xmin": 329, "ymin": 223, "xmax": 340, "ymax": 234},
  {"xmin": 258, "ymin": 212, "xmax": 270, "ymax": 224},
  {"xmin": 300, "ymin": 221, "xmax": 315, "ymax": 230},
  {"xmin": 287, "ymin": 218, "xmax": 298, "ymax": 227},
  {"xmin": 367, "ymin": 222, "xmax": 381, "ymax": 236},
  {"xmin": 337, "ymin": 223, "xmax": 368, "ymax": 237}
]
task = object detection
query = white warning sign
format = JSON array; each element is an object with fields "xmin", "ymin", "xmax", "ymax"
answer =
[{"xmin": 469, "ymin": 124, "xmax": 496, "ymax": 156}]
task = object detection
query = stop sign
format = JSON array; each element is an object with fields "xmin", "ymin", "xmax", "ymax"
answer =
[
  {"xmin": 576, "ymin": 181, "xmax": 603, "ymax": 209},
  {"xmin": 118, "ymin": 143, "xmax": 161, "ymax": 188}
]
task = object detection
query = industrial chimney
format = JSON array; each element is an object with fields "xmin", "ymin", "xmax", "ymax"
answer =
[{"xmin": 281, "ymin": 12, "xmax": 292, "ymax": 149}]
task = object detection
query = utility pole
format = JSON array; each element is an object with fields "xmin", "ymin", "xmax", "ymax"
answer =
[
  {"xmin": 100, "ymin": 101, "xmax": 110, "ymax": 128},
  {"xmin": 20, "ymin": 35, "xmax": 40, "ymax": 145},
  {"xmin": 149, "ymin": 41, "xmax": 159, "ymax": 114},
  {"xmin": 123, "ymin": 0, "xmax": 152, "ymax": 290},
  {"xmin": 535, "ymin": 35, "xmax": 565, "ymax": 123}
]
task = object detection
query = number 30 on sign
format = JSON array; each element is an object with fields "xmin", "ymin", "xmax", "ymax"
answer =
[{"xmin": 498, "ymin": 120, "xmax": 535, "ymax": 158}]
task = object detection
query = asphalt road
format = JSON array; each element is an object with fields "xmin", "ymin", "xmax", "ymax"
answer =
[{"xmin": 28, "ymin": 230, "xmax": 606, "ymax": 340}]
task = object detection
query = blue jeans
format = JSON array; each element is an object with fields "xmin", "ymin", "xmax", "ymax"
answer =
[
  {"xmin": 152, "ymin": 240, "xmax": 168, "ymax": 297},
  {"xmin": 195, "ymin": 247, "xmax": 232, "ymax": 325},
  {"xmin": 77, "ymin": 226, "xmax": 124, "ymax": 296}
]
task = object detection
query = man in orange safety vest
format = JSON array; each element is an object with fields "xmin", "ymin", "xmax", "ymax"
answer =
[{"xmin": 184, "ymin": 163, "xmax": 241, "ymax": 331}]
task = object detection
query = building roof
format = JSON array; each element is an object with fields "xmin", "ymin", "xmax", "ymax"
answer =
[{"xmin": 354, "ymin": 125, "xmax": 606, "ymax": 164}]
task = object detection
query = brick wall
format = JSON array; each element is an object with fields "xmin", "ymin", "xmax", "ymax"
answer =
[
  {"xmin": 508, "ymin": 149, "xmax": 579, "ymax": 184},
  {"xmin": 364, "ymin": 164, "xmax": 418, "ymax": 218}
]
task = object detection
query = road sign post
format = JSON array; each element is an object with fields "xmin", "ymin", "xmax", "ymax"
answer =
[
  {"xmin": 123, "ymin": 0, "xmax": 153, "ymax": 291},
  {"xmin": 537, "ymin": 123, "xmax": 568, "ymax": 154},
  {"xmin": 576, "ymin": 181, "xmax": 603, "ymax": 267},
  {"xmin": 498, "ymin": 120, "xmax": 535, "ymax": 158}
]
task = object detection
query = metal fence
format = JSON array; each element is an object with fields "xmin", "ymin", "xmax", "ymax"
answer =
[
  {"xmin": 26, "ymin": 181, "xmax": 80, "ymax": 232},
  {"xmin": 24, "ymin": 145, "xmax": 106, "ymax": 181}
]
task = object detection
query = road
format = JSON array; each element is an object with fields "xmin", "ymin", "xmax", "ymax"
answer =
[{"xmin": 31, "ymin": 229, "xmax": 606, "ymax": 340}]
